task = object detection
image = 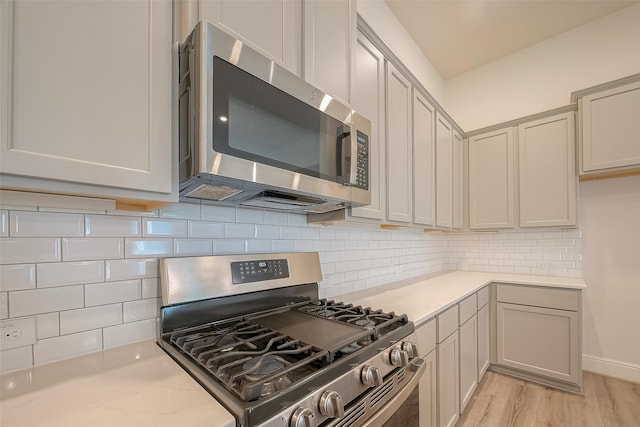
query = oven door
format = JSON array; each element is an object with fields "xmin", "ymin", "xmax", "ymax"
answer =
[{"xmin": 361, "ymin": 358, "xmax": 425, "ymax": 427}]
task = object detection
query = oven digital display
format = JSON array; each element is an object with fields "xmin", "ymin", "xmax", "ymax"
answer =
[{"xmin": 231, "ymin": 259, "xmax": 290, "ymax": 284}]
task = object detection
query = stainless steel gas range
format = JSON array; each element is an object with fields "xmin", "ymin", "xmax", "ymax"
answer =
[{"xmin": 158, "ymin": 252, "xmax": 425, "ymax": 427}]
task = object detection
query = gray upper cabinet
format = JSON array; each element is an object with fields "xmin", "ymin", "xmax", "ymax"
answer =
[
  {"xmin": 579, "ymin": 79, "xmax": 640, "ymax": 175},
  {"xmin": 188, "ymin": 0, "xmax": 302, "ymax": 76},
  {"xmin": 468, "ymin": 128, "xmax": 515, "ymax": 229},
  {"xmin": 0, "ymin": 0, "xmax": 175, "ymax": 209},
  {"xmin": 518, "ymin": 112, "xmax": 576, "ymax": 227},
  {"xmin": 350, "ymin": 31, "xmax": 386, "ymax": 220},
  {"xmin": 303, "ymin": 0, "xmax": 356, "ymax": 104},
  {"xmin": 436, "ymin": 113, "xmax": 453, "ymax": 228},
  {"xmin": 413, "ymin": 90, "xmax": 436, "ymax": 226},
  {"xmin": 386, "ymin": 62, "xmax": 413, "ymax": 224}
]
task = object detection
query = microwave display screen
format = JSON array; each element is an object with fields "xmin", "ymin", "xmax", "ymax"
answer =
[{"xmin": 212, "ymin": 57, "xmax": 344, "ymax": 182}]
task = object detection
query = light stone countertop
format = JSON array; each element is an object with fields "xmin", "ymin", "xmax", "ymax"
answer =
[
  {"xmin": 0, "ymin": 340, "xmax": 236, "ymax": 427},
  {"xmin": 0, "ymin": 271, "xmax": 586, "ymax": 427},
  {"xmin": 339, "ymin": 271, "xmax": 587, "ymax": 327}
]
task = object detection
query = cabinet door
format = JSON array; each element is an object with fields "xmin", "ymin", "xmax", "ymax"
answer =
[
  {"xmin": 350, "ymin": 32, "xmax": 385, "ymax": 220},
  {"xmin": 437, "ymin": 331, "xmax": 460, "ymax": 427},
  {"xmin": 468, "ymin": 128, "xmax": 514, "ymax": 229},
  {"xmin": 477, "ymin": 303, "xmax": 490, "ymax": 380},
  {"xmin": 412, "ymin": 91, "xmax": 436, "ymax": 226},
  {"xmin": 519, "ymin": 112, "xmax": 576, "ymax": 227},
  {"xmin": 303, "ymin": 0, "xmax": 355, "ymax": 103},
  {"xmin": 385, "ymin": 62, "xmax": 412, "ymax": 223},
  {"xmin": 419, "ymin": 349, "xmax": 438, "ymax": 427},
  {"xmin": 497, "ymin": 302, "xmax": 580, "ymax": 385},
  {"xmin": 580, "ymin": 80, "xmax": 640, "ymax": 173},
  {"xmin": 0, "ymin": 0, "xmax": 173, "ymax": 194},
  {"xmin": 195, "ymin": 0, "xmax": 302, "ymax": 76},
  {"xmin": 459, "ymin": 314, "xmax": 478, "ymax": 413},
  {"xmin": 453, "ymin": 130, "xmax": 464, "ymax": 229},
  {"xmin": 436, "ymin": 114, "xmax": 453, "ymax": 228}
]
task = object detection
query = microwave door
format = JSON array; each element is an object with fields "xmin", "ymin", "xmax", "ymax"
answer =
[{"xmin": 336, "ymin": 124, "xmax": 357, "ymax": 186}]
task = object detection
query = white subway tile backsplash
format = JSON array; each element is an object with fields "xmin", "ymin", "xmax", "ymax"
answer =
[
  {"xmin": 62, "ymin": 238, "xmax": 123, "ymax": 261},
  {"xmin": 34, "ymin": 329, "xmax": 102, "ymax": 365},
  {"xmin": 143, "ymin": 218, "xmax": 188, "ymax": 237},
  {"xmin": 37, "ymin": 261, "xmax": 104, "ymax": 288},
  {"xmin": 85, "ymin": 215, "xmax": 141, "ymax": 237},
  {"xmin": 141, "ymin": 278, "xmax": 160, "ymax": 299},
  {"xmin": 124, "ymin": 238, "xmax": 173, "ymax": 258},
  {"xmin": 0, "ymin": 264, "xmax": 36, "ymax": 291},
  {"xmin": 201, "ymin": 205, "xmax": 236, "ymax": 222},
  {"xmin": 10, "ymin": 211, "xmax": 84, "ymax": 237},
  {"xmin": 0, "ymin": 210, "xmax": 7, "ymax": 236},
  {"xmin": 225, "ymin": 223, "xmax": 255, "ymax": 238},
  {"xmin": 159, "ymin": 202, "xmax": 201, "ymax": 220},
  {"xmin": 0, "ymin": 201, "xmax": 582, "ymax": 370},
  {"xmin": 85, "ymin": 280, "xmax": 141, "ymax": 306},
  {"xmin": 255, "ymin": 225, "xmax": 280, "ymax": 239},
  {"xmin": 106, "ymin": 258, "xmax": 158, "ymax": 282},
  {"xmin": 123, "ymin": 298, "xmax": 160, "ymax": 323},
  {"xmin": 174, "ymin": 239, "xmax": 213, "ymax": 256},
  {"xmin": 36, "ymin": 312, "xmax": 60, "ymax": 339},
  {"xmin": 9, "ymin": 285, "xmax": 84, "ymax": 317},
  {"xmin": 245, "ymin": 239, "xmax": 272, "ymax": 253},
  {"xmin": 103, "ymin": 318, "xmax": 156, "ymax": 349},
  {"xmin": 264, "ymin": 210, "xmax": 289, "ymax": 225},
  {"xmin": 272, "ymin": 240, "xmax": 295, "ymax": 252},
  {"xmin": 214, "ymin": 239, "xmax": 245, "ymax": 254},
  {"xmin": 188, "ymin": 220, "xmax": 224, "ymax": 238},
  {"xmin": 60, "ymin": 304, "xmax": 122, "ymax": 334},
  {"xmin": 0, "ymin": 346, "xmax": 33, "ymax": 373},
  {"xmin": 236, "ymin": 208, "xmax": 264, "ymax": 224},
  {"xmin": 0, "ymin": 238, "xmax": 61, "ymax": 264}
]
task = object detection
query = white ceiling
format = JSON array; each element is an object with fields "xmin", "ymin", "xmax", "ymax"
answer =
[{"xmin": 384, "ymin": 0, "xmax": 639, "ymax": 79}]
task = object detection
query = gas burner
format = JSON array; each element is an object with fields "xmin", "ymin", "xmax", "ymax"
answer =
[
  {"xmin": 355, "ymin": 319, "xmax": 376, "ymax": 329},
  {"xmin": 316, "ymin": 309, "xmax": 337, "ymax": 317},
  {"xmin": 243, "ymin": 354, "xmax": 286, "ymax": 380}
]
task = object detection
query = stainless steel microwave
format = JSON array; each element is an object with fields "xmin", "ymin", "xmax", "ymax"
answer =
[{"xmin": 178, "ymin": 21, "xmax": 371, "ymax": 214}]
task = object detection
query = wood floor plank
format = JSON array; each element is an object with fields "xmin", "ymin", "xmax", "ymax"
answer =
[{"xmin": 457, "ymin": 371, "xmax": 640, "ymax": 427}]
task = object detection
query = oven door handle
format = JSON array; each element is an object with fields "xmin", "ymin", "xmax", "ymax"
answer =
[{"xmin": 361, "ymin": 357, "xmax": 426, "ymax": 427}]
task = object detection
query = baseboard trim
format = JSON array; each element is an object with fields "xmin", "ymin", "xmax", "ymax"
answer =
[{"xmin": 582, "ymin": 354, "xmax": 640, "ymax": 383}]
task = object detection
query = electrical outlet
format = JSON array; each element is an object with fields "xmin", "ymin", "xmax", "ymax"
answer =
[
  {"xmin": 541, "ymin": 262, "xmax": 554, "ymax": 270},
  {"xmin": 0, "ymin": 317, "xmax": 36, "ymax": 350}
]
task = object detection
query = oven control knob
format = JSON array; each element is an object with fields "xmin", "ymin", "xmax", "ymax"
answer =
[
  {"xmin": 389, "ymin": 349, "xmax": 410, "ymax": 367},
  {"xmin": 361, "ymin": 365, "xmax": 383, "ymax": 387},
  {"xmin": 401, "ymin": 341, "xmax": 419, "ymax": 359},
  {"xmin": 319, "ymin": 390, "xmax": 344, "ymax": 418},
  {"xmin": 290, "ymin": 407, "xmax": 317, "ymax": 427}
]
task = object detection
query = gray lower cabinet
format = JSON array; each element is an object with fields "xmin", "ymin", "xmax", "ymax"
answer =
[
  {"xmin": 459, "ymin": 314, "xmax": 478, "ymax": 413},
  {"xmin": 477, "ymin": 303, "xmax": 490, "ymax": 380},
  {"xmin": 416, "ymin": 319, "xmax": 437, "ymax": 427},
  {"xmin": 437, "ymin": 305, "xmax": 460, "ymax": 427},
  {"xmin": 494, "ymin": 283, "xmax": 582, "ymax": 392}
]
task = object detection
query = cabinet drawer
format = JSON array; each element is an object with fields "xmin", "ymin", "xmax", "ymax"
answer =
[
  {"xmin": 477, "ymin": 286, "xmax": 489, "ymax": 309},
  {"xmin": 437, "ymin": 305, "xmax": 459, "ymax": 343},
  {"xmin": 496, "ymin": 284, "xmax": 579, "ymax": 311},
  {"xmin": 459, "ymin": 294, "xmax": 477, "ymax": 325},
  {"xmin": 416, "ymin": 318, "xmax": 436, "ymax": 357}
]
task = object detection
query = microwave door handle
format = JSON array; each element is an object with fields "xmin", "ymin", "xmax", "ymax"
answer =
[{"xmin": 336, "ymin": 124, "xmax": 357, "ymax": 185}]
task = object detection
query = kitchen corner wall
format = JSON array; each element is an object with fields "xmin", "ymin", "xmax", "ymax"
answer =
[{"xmin": 0, "ymin": 201, "xmax": 447, "ymax": 373}]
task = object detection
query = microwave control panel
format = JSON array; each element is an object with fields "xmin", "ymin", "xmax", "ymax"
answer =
[{"xmin": 355, "ymin": 131, "xmax": 369, "ymax": 190}]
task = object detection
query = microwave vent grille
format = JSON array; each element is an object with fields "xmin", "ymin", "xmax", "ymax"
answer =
[{"xmin": 184, "ymin": 184, "xmax": 244, "ymax": 201}]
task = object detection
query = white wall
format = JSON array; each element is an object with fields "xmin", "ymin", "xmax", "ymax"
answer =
[
  {"xmin": 357, "ymin": 0, "xmax": 445, "ymax": 104},
  {"xmin": 580, "ymin": 175, "xmax": 640, "ymax": 382},
  {"xmin": 445, "ymin": 3, "xmax": 640, "ymax": 131}
]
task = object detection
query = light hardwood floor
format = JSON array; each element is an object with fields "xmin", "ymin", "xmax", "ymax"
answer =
[{"xmin": 456, "ymin": 371, "xmax": 640, "ymax": 427}]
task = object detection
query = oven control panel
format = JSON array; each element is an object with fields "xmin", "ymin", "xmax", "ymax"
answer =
[{"xmin": 231, "ymin": 259, "xmax": 290, "ymax": 284}]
